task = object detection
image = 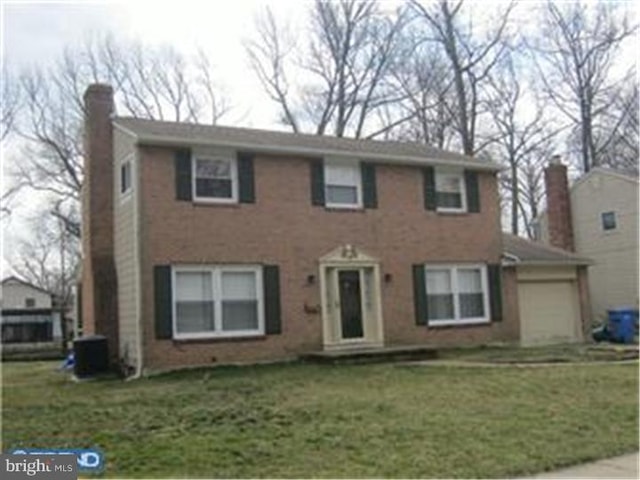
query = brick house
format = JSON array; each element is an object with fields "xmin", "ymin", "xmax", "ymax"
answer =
[{"xmin": 80, "ymin": 84, "xmax": 591, "ymax": 375}]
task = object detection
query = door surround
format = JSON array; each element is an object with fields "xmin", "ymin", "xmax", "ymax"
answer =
[{"xmin": 319, "ymin": 245, "xmax": 384, "ymax": 350}]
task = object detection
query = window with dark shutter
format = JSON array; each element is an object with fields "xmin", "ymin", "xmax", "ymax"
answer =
[
  {"xmin": 263, "ymin": 265, "xmax": 282, "ymax": 334},
  {"xmin": 310, "ymin": 159, "xmax": 325, "ymax": 206},
  {"xmin": 361, "ymin": 162, "xmax": 377, "ymax": 209},
  {"xmin": 237, "ymin": 152, "xmax": 255, "ymax": 203},
  {"xmin": 423, "ymin": 167, "xmax": 436, "ymax": 211},
  {"xmin": 175, "ymin": 149, "xmax": 192, "ymax": 201},
  {"xmin": 465, "ymin": 171, "xmax": 480, "ymax": 213},
  {"xmin": 154, "ymin": 265, "xmax": 173, "ymax": 339}
]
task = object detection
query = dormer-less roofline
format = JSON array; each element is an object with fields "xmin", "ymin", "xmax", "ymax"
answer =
[{"xmin": 113, "ymin": 118, "xmax": 502, "ymax": 172}]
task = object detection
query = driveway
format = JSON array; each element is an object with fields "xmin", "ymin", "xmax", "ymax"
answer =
[{"xmin": 525, "ymin": 452, "xmax": 639, "ymax": 479}]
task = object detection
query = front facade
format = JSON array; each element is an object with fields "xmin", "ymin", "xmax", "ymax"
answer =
[
  {"xmin": 537, "ymin": 167, "xmax": 639, "ymax": 321},
  {"xmin": 1, "ymin": 277, "xmax": 63, "ymax": 353},
  {"xmin": 83, "ymin": 84, "xmax": 588, "ymax": 375}
]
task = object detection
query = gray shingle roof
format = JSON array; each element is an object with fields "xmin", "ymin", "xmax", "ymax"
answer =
[
  {"xmin": 113, "ymin": 117, "xmax": 501, "ymax": 171},
  {"xmin": 502, "ymin": 234, "xmax": 592, "ymax": 266}
]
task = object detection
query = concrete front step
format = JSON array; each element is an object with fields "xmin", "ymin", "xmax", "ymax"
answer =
[{"xmin": 300, "ymin": 345, "xmax": 439, "ymax": 364}]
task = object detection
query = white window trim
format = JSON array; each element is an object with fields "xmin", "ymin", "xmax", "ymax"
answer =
[
  {"xmin": 171, "ymin": 264, "xmax": 264, "ymax": 340},
  {"xmin": 324, "ymin": 159, "xmax": 363, "ymax": 209},
  {"xmin": 192, "ymin": 153, "xmax": 239, "ymax": 204},
  {"xmin": 119, "ymin": 154, "xmax": 134, "ymax": 203},
  {"xmin": 435, "ymin": 169, "xmax": 467, "ymax": 213},
  {"xmin": 424, "ymin": 263, "xmax": 490, "ymax": 326}
]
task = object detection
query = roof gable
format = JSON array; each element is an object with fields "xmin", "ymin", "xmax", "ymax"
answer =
[
  {"xmin": 571, "ymin": 167, "xmax": 639, "ymax": 192},
  {"xmin": 1, "ymin": 276, "xmax": 52, "ymax": 295}
]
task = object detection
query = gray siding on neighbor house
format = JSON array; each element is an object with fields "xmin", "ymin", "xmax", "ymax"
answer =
[
  {"xmin": 571, "ymin": 171, "xmax": 639, "ymax": 320},
  {"xmin": 539, "ymin": 170, "xmax": 639, "ymax": 319},
  {"xmin": 0, "ymin": 282, "xmax": 52, "ymax": 309},
  {"xmin": 113, "ymin": 127, "xmax": 139, "ymax": 369}
]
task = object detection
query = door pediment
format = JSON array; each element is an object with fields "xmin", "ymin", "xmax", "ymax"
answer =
[{"xmin": 319, "ymin": 244, "xmax": 378, "ymax": 265}]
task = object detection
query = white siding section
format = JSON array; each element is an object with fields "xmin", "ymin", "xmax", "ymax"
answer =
[
  {"xmin": 571, "ymin": 171, "xmax": 639, "ymax": 320},
  {"xmin": 113, "ymin": 128, "xmax": 139, "ymax": 369},
  {"xmin": 0, "ymin": 281, "xmax": 52, "ymax": 309}
]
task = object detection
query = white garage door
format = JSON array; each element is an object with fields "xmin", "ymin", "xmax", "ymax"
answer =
[{"xmin": 519, "ymin": 281, "xmax": 580, "ymax": 346}]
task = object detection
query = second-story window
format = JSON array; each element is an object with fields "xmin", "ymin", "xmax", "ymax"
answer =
[
  {"xmin": 324, "ymin": 161, "xmax": 362, "ymax": 209},
  {"xmin": 435, "ymin": 171, "xmax": 466, "ymax": 212},
  {"xmin": 193, "ymin": 156, "xmax": 238, "ymax": 203}
]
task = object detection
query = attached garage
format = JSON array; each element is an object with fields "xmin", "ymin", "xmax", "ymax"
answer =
[{"xmin": 502, "ymin": 235, "xmax": 592, "ymax": 346}]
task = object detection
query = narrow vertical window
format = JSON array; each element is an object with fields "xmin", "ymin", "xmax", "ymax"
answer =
[{"xmin": 120, "ymin": 160, "xmax": 132, "ymax": 195}]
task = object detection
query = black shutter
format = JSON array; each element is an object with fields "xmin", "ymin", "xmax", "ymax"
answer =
[
  {"xmin": 263, "ymin": 265, "xmax": 282, "ymax": 334},
  {"xmin": 238, "ymin": 152, "xmax": 255, "ymax": 203},
  {"xmin": 361, "ymin": 162, "xmax": 378, "ymax": 209},
  {"xmin": 154, "ymin": 265, "xmax": 173, "ymax": 339},
  {"xmin": 488, "ymin": 264, "xmax": 503, "ymax": 322},
  {"xmin": 413, "ymin": 264, "xmax": 428, "ymax": 326},
  {"xmin": 310, "ymin": 159, "xmax": 325, "ymax": 206},
  {"xmin": 465, "ymin": 170, "xmax": 480, "ymax": 213},
  {"xmin": 175, "ymin": 148, "xmax": 192, "ymax": 201},
  {"xmin": 423, "ymin": 166, "xmax": 436, "ymax": 211}
]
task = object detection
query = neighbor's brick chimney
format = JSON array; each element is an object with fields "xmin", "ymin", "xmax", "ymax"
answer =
[
  {"xmin": 544, "ymin": 155, "xmax": 574, "ymax": 252},
  {"xmin": 81, "ymin": 84, "xmax": 119, "ymax": 363}
]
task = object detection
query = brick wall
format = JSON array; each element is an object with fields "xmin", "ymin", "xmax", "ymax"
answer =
[
  {"xmin": 81, "ymin": 85, "xmax": 119, "ymax": 362},
  {"xmin": 544, "ymin": 159, "xmax": 574, "ymax": 252},
  {"xmin": 136, "ymin": 146, "xmax": 516, "ymax": 371}
]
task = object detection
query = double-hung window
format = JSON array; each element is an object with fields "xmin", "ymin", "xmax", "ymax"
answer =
[
  {"xmin": 193, "ymin": 155, "xmax": 238, "ymax": 203},
  {"xmin": 435, "ymin": 170, "xmax": 466, "ymax": 212},
  {"xmin": 324, "ymin": 161, "xmax": 362, "ymax": 208},
  {"xmin": 424, "ymin": 264, "xmax": 489, "ymax": 325},
  {"xmin": 173, "ymin": 265, "xmax": 263, "ymax": 339}
]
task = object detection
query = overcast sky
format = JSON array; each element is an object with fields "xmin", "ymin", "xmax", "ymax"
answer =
[{"xmin": 1, "ymin": 0, "xmax": 311, "ymax": 128}]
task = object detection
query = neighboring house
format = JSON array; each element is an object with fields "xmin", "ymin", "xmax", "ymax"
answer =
[
  {"xmin": 1, "ymin": 277, "xmax": 63, "ymax": 354},
  {"xmin": 536, "ymin": 161, "xmax": 639, "ymax": 322},
  {"xmin": 80, "ymin": 84, "xmax": 591, "ymax": 376}
]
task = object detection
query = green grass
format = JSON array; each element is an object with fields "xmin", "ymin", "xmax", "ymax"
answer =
[{"xmin": 2, "ymin": 360, "xmax": 638, "ymax": 478}]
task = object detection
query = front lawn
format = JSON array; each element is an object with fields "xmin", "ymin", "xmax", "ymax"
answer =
[{"xmin": 2, "ymin": 360, "xmax": 638, "ymax": 478}]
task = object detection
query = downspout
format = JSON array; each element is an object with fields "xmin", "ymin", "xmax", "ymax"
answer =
[{"xmin": 130, "ymin": 145, "xmax": 144, "ymax": 380}]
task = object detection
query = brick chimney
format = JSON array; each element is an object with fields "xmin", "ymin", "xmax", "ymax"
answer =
[
  {"xmin": 544, "ymin": 155, "xmax": 574, "ymax": 252},
  {"xmin": 81, "ymin": 84, "xmax": 119, "ymax": 363}
]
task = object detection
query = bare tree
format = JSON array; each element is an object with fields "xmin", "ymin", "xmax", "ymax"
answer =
[
  {"xmin": 530, "ymin": 0, "xmax": 637, "ymax": 173},
  {"xmin": 9, "ymin": 35, "xmax": 230, "ymax": 239},
  {"xmin": 409, "ymin": 0, "xmax": 515, "ymax": 156},
  {"xmin": 485, "ymin": 52, "xmax": 566, "ymax": 236},
  {"xmin": 246, "ymin": 0, "xmax": 406, "ymax": 138},
  {"xmin": 1, "ymin": 63, "xmax": 21, "ymax": 141},
  {"xmin": 593, "ymin": 76, "xmax": 639, "ymax": 174},
  {"xmin": 10, "ymin": 208, "xmax": 80, "ymax": 308},
  {"xmin": 377, "ymin": 38, "xmax": 457, "ymax": 147}
]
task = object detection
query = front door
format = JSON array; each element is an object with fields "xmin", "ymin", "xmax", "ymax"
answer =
[{"xmin": 338, "ymin": 270, "xmax": 364, "ymax": 339}]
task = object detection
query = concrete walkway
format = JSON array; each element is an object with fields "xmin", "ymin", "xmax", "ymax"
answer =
[{"xmin": 523, "ymin": 452, "xmax": 639, "ymax": 479}]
